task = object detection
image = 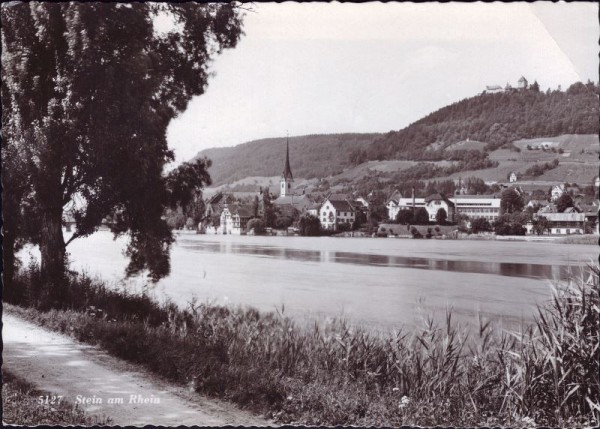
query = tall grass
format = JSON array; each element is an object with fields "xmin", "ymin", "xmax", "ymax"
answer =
[
  {"xmin": 5, "ymin": 263, "xmax": 599, "ymax": 426},
  {"xmin": 2, "ymin": 371, "xmax": 111, "ymax": 425}
]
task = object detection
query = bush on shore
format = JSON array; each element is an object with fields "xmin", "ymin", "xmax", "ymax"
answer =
[{"xmin": 5, "ymin": 263, "xmax": 599, "ymax": 427}]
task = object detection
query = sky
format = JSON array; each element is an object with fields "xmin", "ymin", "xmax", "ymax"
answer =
[{"xmin": 166, "ymin": 1, "xmax": 599, "ymax": 164}]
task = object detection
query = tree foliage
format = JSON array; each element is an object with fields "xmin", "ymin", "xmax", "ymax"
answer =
[
  {"xmin": 435, "ymin": 208, "xmax": 448, "ymax": 225},
  {"xmin": 247, "ymin": 218, "xmax": 265, "ymax": 235},
  {"xmin": 1, "ymin": 2, "xmax": 244, "ymax": 289},
  {"xmin": 501, "ymin": 188, "xmax": 524, "ymax": 214},
  {"xmin": 532, "ymin": 216, "xmax": 550, "ymax": 235},
  {"xmin": 367, "ymin": 82, "xmax": 599, "ymax": 161},
  {"xmin": 396, "ymin": 209, "xmax": 414, "ymax": 225},
  {"xmin": 556, "ymin": 194, "xmax": 575, "ymax": 213},
  {"xmin": 413, "ymin": 207, "xmax": 430, "ymax": 225},
  {"xmin": 298, "ymin": 214, "xmax": 321, "ymax": 236},
  {"xmin": 470, "ymin": 217, "xmax": 492, "ymax": 234}
]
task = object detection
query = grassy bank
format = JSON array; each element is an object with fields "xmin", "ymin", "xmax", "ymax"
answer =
[
  {"xmin": 556, "ymin": 235, "xmax": 599, "ymax": 245},
  {"xmin": 5, "ymin": 264, "xmax": 599, "ymax": 427},
  {"xmin": 2, "ymin": 370, "xmax": 111, "ymax": 426}
]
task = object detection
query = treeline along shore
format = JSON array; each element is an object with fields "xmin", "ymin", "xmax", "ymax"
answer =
[{"xmin": 5, "ymin": 261, "xmax": 599, "ymax": 427}]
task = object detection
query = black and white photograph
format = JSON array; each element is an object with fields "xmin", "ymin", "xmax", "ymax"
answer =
[{"xmin": 2, "ymin": 1, "xmax": 599, "ymax": 427}]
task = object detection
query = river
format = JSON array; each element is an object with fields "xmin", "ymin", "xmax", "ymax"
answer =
[{"xmin": 46, "ymin": 231, "xmax": 595, "ymax": 332}]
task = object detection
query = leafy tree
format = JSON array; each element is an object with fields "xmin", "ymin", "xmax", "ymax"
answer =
[
  {"xmin": 166, "ymin": 158, "xmax": 212, "ymax": 225},
  {"xmin": 396, "ymin": 209, "xmax": 414, "ymax": 225},
  {"xmin": 532, "ymin": 216, "xmax": 550, "ymax": 235},
  {"xmin": 471, "ymin": 217, "xmax": 492, "ymax": 234},
  {"xmin": 493, "ymin": 214, "xmax": 526, "ymax": 236},
  {"xmin": 531, "ymin": 80, "xmax": 540, "ymax": 92},
  {"xmin": 413, "ymin": 207, "xmax": 430, "ymax": 225},
  {"xmin": 501, "ymin": 188, "xmax": 524, "ymax": 214},
  {"xmin": 435, "ymin": 208, "xmax": 447, "ymax": 225},
  {"xmin": 261, "ymin": 189, "xmax": 277, "ymax": 228},
  {"xmin": 368, "ymin": 191, "xmax": 388, "ymax": 226},
  {"xmin": 337, "ymin": 222, "xmax": 352, "ymax": 232},
  {"xmin": 556, "ymin": 194, "xmax": 575, "ymax": 213},
  {"xmin": 348, "ymin": 147, "xmax": 367, "ymax": 166},
  {"xmin": 247, "ymin": 218, "xmax": 265, "ymax": 235},
  {"xmin": 275, "ymin": 216, "xmax": 294, "ymax": 230},
  {"xmin": 252, "ymin": 195, "xmax": 260, "ymax": 218},
  {"xmin": 298, "ymin": 214, "xmax": 321, "ymax": 236},
  {"xmin": 465, "ymin": 177, "xmax": 489, "ymax": 194},
  {"xmin": 1, "ymin": 2, "xmax": 244, "ymax": 296},
  {"xmin": 165, "ymin": 207, "xmax": 186, "ymax": 230}
]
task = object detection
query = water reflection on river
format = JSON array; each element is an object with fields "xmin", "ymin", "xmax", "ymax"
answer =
[
  {"xmin": 63, "ymin": 232, "xmax": 595, "ymax": 332},
  {"xmin": 183, "ymin": 240, "xmax": 577, "ymax": 280}
]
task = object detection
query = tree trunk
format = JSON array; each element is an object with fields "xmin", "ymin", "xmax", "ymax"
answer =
[{"xmin": 39, "ymin": 206, "xmax": 67, "ymax": 305}]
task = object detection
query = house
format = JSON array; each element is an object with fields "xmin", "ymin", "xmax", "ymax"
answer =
[
  {"xmin": 319, "ymin": 194, "xmax": 356, "ymax": 231},
  {"xmin": 273, "ymin": 194, "xmax": 313, "ymax": 212},
  {"xmin": 509, "ymin": 172, "xmax": 518, "ymax": 183},
  {"xmin": 526, "ymin": 199, "xmax": 547, "ymax": 210},
  {"xmin": 424, "ymin": 193, "xmax": 455, "ymax": 222},
  {"xmin": 354, "ymin": 197, "xmax": 369, "ymax": 209},
  {"xmin": 517, "ymin": 76, "xmax": 528, "ymax": 89},
  {"xmin": 219, "ymin": 205, "xmax": 241, "ymax": 235},
  {"xmin": 306, "ymin": 203, "xmax": 321, "ymax": 217},
  {"xmin": 484, "ymin": 85, "xmax": 503, "ymax": 94},
  {"xmin": 385, "ymin": 190, "xmax": 403, "ymax": 221},
  {"xmin": 449, "ymin": 195, "xmax": 501, "ymax": 223},
  {"xmin": 551, "ymin": 184, "xmax": 565, "ymax": 202},
  {"xmin": 538, "ymin": 203, "xmax": 558, "ymax": 214},
  {"xmin": 387, "ymin": 197, "xmax": 426, "ymax": 221},
  {"xmin": 534, "ymin": 212, "xmax": 586, "ymax": 235}
]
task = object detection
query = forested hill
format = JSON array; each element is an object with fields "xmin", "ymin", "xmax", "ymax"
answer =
[
  {"xmin": 194, "ymin": 133, "xmax": 380, "ymax": 185},
  {"xmin": 193, "ymin": 81, "xmax": 598, "ymax": 185},
  {"xmin": 366, "ymin": 81, "xmax": 599, "ymax": 160}
]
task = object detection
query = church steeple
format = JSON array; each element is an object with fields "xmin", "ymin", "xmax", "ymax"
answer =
[
  {"xmin": 280, "ymin": 135, "xmax": 293, "ymax": 196},
  {"xmin": 282, "ymin": 136, "xmax": 293, "ymax": 181}
]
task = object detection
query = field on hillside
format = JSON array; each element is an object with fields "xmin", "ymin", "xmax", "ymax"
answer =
[
  {"xmin": 445, "ymin": 140, "xmax": 487, "ymax": 152},
  {"xmin": 514, "ymin": 134, "xmax": 599, "ymax": 150},
  {"xmin": 446, "ymin": 160, "xmax": 598, "ymax": 185}
]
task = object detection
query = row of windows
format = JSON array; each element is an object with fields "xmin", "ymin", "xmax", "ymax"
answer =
[
  {"xmin": 321, "ymin": 218, "xmax": 352, "ymax": 224},
  {"xmin": 321, "ymin": 211, "xmax": 355, "ymax": 217},
  {"xmin": 455, "ymin": 202, "xmax": 497, "ymax": 207},
  {"xmin": 459, "ymin": 208, "xmax": 500, "ymax": 213}
]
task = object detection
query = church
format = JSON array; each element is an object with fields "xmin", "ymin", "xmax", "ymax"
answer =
[{"xmin": 272, "ymin": 138, "xmax": 312, "ymax": 212}]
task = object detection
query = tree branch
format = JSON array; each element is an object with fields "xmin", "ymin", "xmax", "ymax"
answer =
[{"xmin": 64, "ymin": 232, "xmax": 82, "ymax": 247}]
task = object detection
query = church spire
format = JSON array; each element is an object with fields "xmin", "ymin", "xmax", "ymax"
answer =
[{"xmin": 282, "ymin": 135, "xmax": 293, "ymax": 181}]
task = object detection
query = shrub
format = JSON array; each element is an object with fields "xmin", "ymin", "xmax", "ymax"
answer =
[
  {"xmin": 298, "ymin": 214, "xmax": 321, "ymax": 236},
  {"xmin": 410, "ymin": 226, "xmax": 423, "ymax": 238},
  {"xmin": 247, "ymin": 218, "xmax": 266, "ymax": 234}
]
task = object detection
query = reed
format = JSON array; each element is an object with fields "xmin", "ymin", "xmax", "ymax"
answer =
[{"xmin": 6, "ymin": 263, "xmax": 598, "ymax": 426}]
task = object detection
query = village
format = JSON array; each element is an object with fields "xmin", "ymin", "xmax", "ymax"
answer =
[{"xmin": 190, "ymin": 138, "xmax": 600, "ymax": 238}]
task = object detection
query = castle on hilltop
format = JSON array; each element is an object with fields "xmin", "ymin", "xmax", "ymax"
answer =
[{"xmin": 484, "ymin": 76, "xmax": 529, "ymax": 94}]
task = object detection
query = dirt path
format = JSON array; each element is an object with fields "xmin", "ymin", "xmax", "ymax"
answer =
[{"xmin": 2, "ymin": 313, "xmax": 270, "ymax": 426}]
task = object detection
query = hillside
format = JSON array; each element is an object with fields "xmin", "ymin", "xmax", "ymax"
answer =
[
  {"xmin": 367, "ymin": 81, "xmax": 599, "ymax": 160},
  {"xmin": 193, "ymin": 81, "xmax": 598, "ymax": 187},
  {"xmin": 194, "ymin": 133, "xmax": 380, "ymax": 185}
]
